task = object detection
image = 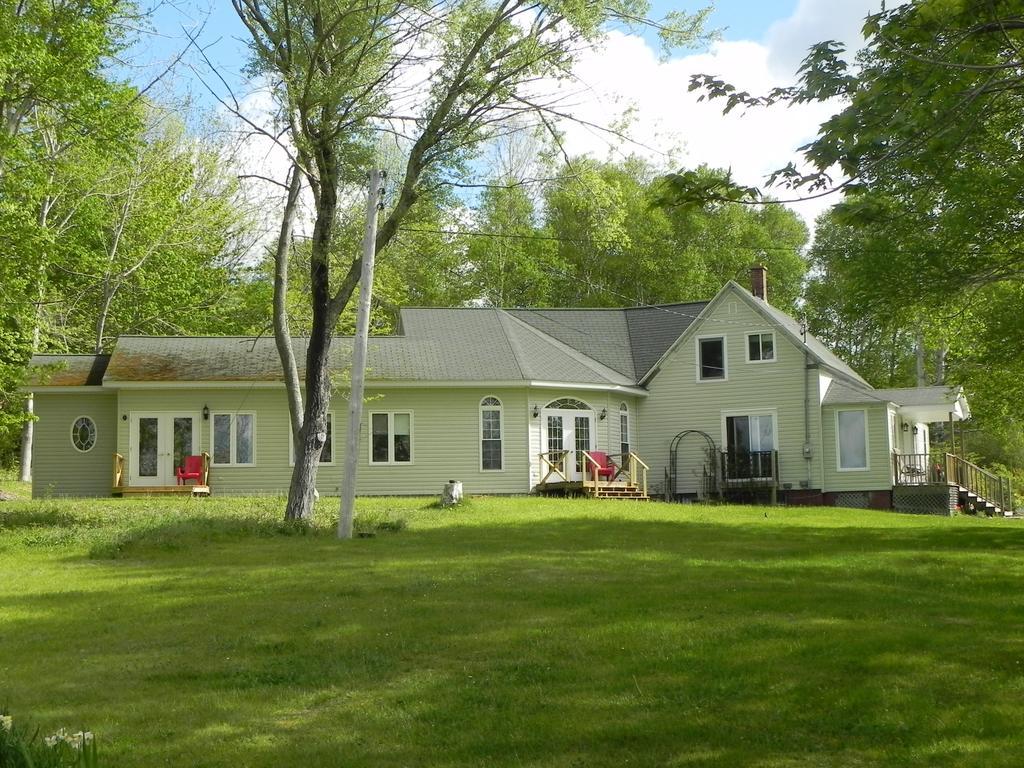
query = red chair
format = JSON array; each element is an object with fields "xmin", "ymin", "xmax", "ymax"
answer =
[
  {"xmin": 176, "ymin": 455, "xmax": 204, "ymax": 485},
  {"xmin": 584, "ymin": 451, "xmax": 617, "ymax": 480}
]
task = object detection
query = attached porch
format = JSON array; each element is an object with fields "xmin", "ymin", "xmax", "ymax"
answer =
[
  {"xmin": 112, "ymin": 451, "xmax": 211, "ymax": 497},
  {"xmin": 536, "ymin": 450, "xmax": 650, "ymax": 500},
  {"xmin": 893, "ymin": 452, "xmax": 1014, "ymax": 516}
]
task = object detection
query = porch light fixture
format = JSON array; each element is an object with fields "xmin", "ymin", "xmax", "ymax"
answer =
[
  {"xmin": 599, "ymin": 408, "xmax": 608, "ymax": 421},
  {"xmin": 901, "ymin": 422, "xmax": 909, "ymax": 433},
  {"xmin": 531, "ymin": 404, "xmax": 539, "ymax": 418},
  {"xmin": 202, "ymin": 405, "xmax": 210, "ymax": 421},
  {"xmin": 912, "ymin": 425, "xmax": 919, "ymax": 435}
]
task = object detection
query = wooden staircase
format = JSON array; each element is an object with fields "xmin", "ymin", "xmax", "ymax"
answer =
[
  {"xmin": 946, "ymin": 454, "xmax": 1014, "ymax": 516},
  {"xmin": 587, "ymin": 481, "xmax": 648, "ymax": 500}
]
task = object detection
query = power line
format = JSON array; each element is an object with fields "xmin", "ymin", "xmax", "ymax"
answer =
[{"xmin": 396, "ymin": 225, "xmax": 1021, "ymax": 259}]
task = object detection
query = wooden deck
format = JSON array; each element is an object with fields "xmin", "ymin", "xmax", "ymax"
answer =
[
  {"xmin": 536, "ymin": 480, "xmax": 648, "ymax": 500},
  {"xmin": 113, "ymin": 485, "xmax": 211, "ymax": 497}
]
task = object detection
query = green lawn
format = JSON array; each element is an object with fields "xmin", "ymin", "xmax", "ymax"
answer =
[{"xmin": 1, "ymin": 489, "xmax": 1023, "ymax": 767}]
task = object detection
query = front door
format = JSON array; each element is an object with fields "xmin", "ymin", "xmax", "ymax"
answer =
[
  {"xmin": 129, "ymin": 413, "xmax": 198, "ymax": 486},
  {"xmin": 541, "ymin": 409, "xmax": 595, "ymax": 482}
]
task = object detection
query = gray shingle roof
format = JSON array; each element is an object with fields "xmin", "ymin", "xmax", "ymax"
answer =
[
  {"xmin": 507, "ymin": 302, "xmax": 707, "ymax": 381},
  {"xmin": 27, "ymin": 289, "xmax": 879, "ymax": 394},
  {"xmin": 821, "ymin": 380, "xmax": 891, "ymax": 405},
  {"xmin": 97, "ymin": 308, "xmax": 636, "ymax": 387},
  {"xmin": 28, "ymin": 355, "xmax": 110, "ymax": 386},
  {"xmin": 822, "ymin": 381, "xmax": 964, "ymax": 408},
  {"xmin": 870, "ymin": 386, "xmax": 964, "ymax": 408}
]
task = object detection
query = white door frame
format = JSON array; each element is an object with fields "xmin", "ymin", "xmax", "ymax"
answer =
[
  {"xmin": 128, "ymin": 412, "xmax": 200, "ymax": 486},
  {"xmin": 541, "ymin": 408, "xmax": 596, "ymax": 482}
]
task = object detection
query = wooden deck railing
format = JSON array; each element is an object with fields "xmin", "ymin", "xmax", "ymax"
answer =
[
  {"xmin": 892, "ymin": 452, "xmax": 944, "ymax": 485},
  {"xmin": 538, "ymin": 450, "xmax": 570, "ymax": 485},
  {"xmin": 580, "ymin": 450, "xmax": 648, "ymax": 497},
  {"xmin": 945, "ymin": 453, "xmax": 1013, "ymax": 513}
]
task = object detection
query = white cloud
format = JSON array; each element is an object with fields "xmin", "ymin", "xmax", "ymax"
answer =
[
  {"xmin": 546, "ymin": 0, "xmax": 889, "ymax": 232},
  {"xmin": 765, "ymin": 0, "xmax": 883, "ymax": 78}
]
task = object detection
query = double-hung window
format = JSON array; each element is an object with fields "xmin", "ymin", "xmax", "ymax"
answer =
[
  {"xmin": 480, "ymin": 397, "xmax": 502, "ymax": 471},
  {"xmin": 746, "ymin": 332, "xmax": 775, "ymax": 362},
  {"xmin": 837, "ymin": 409, "xmax": 869, "ymax": 470},
  {"xmin": 698, "ymin": 336, "xmax": 726, "ymax": 380},
  {"xmin": 212, "ymin": 413, "xmax": 255, "ymax": 466},
  {"xmin": 370, "ymin": 412, "xmax": 412, "ymax": 464}
]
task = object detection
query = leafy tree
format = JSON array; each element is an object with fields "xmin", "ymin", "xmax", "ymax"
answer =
[
  {"xmin": 679, "ymin": 0, "xmax": 1024, "ymax": 310},
  {"xmin": 233, "ymin": 0, "xmax": 714, "ymax": 524}
]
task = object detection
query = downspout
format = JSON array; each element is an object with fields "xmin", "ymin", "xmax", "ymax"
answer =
[{"xmin": 801, "ymin": 318, "xmax": 813, "ymax": 491}]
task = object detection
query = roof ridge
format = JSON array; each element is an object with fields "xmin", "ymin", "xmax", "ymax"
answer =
[{"xmin": 494, "ymin": 310, "xmax": 528, "ymax": 381}]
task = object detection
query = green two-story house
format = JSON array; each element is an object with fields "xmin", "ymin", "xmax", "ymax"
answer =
[{"xmin": 28, "ymin": 267, "xmax": 993, "ymax": 514}]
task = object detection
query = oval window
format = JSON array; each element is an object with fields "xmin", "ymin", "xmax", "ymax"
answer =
[{"xmin": 71, "ymin": 416, "xmax": 97, "ymax": 453}]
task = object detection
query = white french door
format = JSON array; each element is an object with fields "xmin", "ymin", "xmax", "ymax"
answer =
[
  {"xmin": 541, "ymin": 409, "xmax": 595, "ymax": 481},
  {"xmin": 129, "ymin": 412, "xmax": 199, "ymax": 486}
]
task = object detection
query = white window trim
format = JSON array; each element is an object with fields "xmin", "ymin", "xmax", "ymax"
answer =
[
  {"xmin": 720, "ymin": 409, "xmax": 779, "ymax": 483},
  {"xmin": 288, "ymin": 412, "xmax": 335, "ymax": 466},
  {"xmin": 368, "ymin": 411, "xmax": 414, "ymax": 466},
  {"xmin": 479, "ymin": 397, "xmax": 504, "ymax": 472},
  {"xmin": 836, "ymin": 408, "xmax": 870, "ymax": 472},
  {"xmin": 70, "ymin": 415, "xmax": 97, "ymax": 453},
  {"xmin": 619, "ymin": 403, "xmax": 630, "ymax": 456},
  {"xmin": 210, "ymin": 412, "xmax": 257, "ymax": 466},
  {"xmin": 744, "ymin": 329, "xmax": 778, "ymax": 364},
  {"xmin": 696, "ymin": 334, "xmax": 728, "ymax": 382}
]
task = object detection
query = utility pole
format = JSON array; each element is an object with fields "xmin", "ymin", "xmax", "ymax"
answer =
[{"xmin": 339, "ymin": 169, "xmax": 385, "ymax": 539}]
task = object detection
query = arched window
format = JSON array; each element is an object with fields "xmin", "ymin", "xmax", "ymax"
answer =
[
  {"xmin": 71, "ymin": 416, "xmax": 97, "ymax": 453},
  {"xmin": 544, "ymin": 398, "xmax": 591, "ymax": 411},
  {"xmin": 480, "ymin": 397, "xmax": 503, "ymax": 471},
  {"xmin": 619, "ymin": 403, "xmax": 630, "ymax": 457}
]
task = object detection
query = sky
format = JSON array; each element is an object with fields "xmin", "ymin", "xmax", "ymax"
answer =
[{"xmin": 131, "ymin": 0, "xmax": 884, "ymax": 231}]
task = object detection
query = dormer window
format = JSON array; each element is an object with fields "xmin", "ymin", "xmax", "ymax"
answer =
[
  {"xmin": 747, "ymin": 332, "xmax": 775, "ymax": 363},
  {"xmin": 698, "ymin": 336, "xmax": 726, "ymax": 380}
]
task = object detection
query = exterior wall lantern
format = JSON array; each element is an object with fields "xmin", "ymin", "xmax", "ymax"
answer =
[
  {"xmin": 203, "ymin": 405, "xmax": 210, "ymax": 421},
  {"xmin": 599, "ymin": 408, "xmax": 608, "ymax": 421},
  {"xmin": 531, "ymin": 404, "xmax": 539, "ymax": 418}
]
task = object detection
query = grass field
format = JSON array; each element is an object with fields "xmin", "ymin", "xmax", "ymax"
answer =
[{"xmin": 2, "ymin": 479, "xmax": 1023, "ymax": 767}]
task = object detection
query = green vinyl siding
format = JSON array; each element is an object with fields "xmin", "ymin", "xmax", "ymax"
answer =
[
  {"xmin": 822, "ymin": 404, "xmax": 893, "ymax": 492},
  {"xmin": 32, "ymin": 392, "xmax": 117, "ymax": 498},
  {"xmin": 637, "ymin": 287, "xmax": 824, "ymax": 497},
  {"xmin": 113, "ymin": 386, "xmax": 531, "ymax": 496}
]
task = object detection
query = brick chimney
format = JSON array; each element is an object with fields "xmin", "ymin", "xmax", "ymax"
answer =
[{"xmin": 750, "ymin": 264, "xmax": 768, "ymax": 303}]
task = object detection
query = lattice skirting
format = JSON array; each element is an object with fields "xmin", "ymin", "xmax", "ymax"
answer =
[
  {"xmin": 893, "ymin": 485, "xmax": 958, "ymax": 517},
  {"xmin": 834, "ymin": 491, "xmax": 870, "ymax": 509}
]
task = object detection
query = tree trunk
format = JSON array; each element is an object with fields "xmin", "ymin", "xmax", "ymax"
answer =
[
  {"xmin": 338, "ymin": 169, "xmax": 383, "ymax": 539},
  {"xmin": 273, "ymin": 166, "xmax": 304, "ymax": 442},
  {"xmin": 283, "ymin": 147, "xmax": 339, "ymax": 522},
  {"xmin": 915, "ymin": 325, "xmax": 926, "ymax": 386}
]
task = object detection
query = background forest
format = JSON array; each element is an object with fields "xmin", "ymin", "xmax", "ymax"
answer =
[{"xmin": 2, "ymin": 0, "xmax": 1021, "ymax": 486}]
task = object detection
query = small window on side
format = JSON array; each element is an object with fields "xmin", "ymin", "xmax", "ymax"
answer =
[
  {"xmin": 699, "ymin": 337, "xmax": 726, "ymax": 380},
  {"xmin": 747, "ymin": 332, "xmax": 775, "ymax": 362}
]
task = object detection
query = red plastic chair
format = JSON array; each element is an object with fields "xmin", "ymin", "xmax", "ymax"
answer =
[
  {"xmin": 176, "ymin": 455, "xmax": 204, "ymax": 485},
  {"xmin": 584, "ymin": 451, "xmax": 617, "ymax": 479}
]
